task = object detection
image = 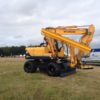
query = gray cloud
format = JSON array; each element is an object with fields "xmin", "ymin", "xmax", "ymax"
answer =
[{"xmin": 0, "ymin": 0, "xmax": 100, "ymax": 48}]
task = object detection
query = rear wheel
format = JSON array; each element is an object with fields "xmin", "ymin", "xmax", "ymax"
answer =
[
  {"xmin": 47, "ymin": 62, "xmax": 61, "ymax": 76},
  {"xmin": 24, "ymin": 61, "xmax": 37, "ymax": 73}
]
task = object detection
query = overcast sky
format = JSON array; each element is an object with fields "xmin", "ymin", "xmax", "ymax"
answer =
[{"xmin": 0, "ymin": 0, "xmax": 100, "ymax": 48}]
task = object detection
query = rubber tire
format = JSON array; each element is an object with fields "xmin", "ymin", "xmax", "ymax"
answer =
[
  {"xmin": 24, "ymin": 61, "xmax": 37, "ymax": 73},
  {"xmin": 47, "ymin": 62, "xmax": 61, "ymax": 76}
]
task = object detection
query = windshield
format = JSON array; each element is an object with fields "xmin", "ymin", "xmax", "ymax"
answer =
[{"xmin": 55, "ymin": 40, "xmax": 69, "ymax": 56}]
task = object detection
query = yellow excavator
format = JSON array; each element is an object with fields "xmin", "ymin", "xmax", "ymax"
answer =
[{"xmin": 24, "ymin": 24, "xmax": 95, "ymax": 76}]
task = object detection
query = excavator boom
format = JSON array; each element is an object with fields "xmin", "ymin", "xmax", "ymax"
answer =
[{"xmin": 41, "ymin": 29, "xmax": 91, "ymax": 53}]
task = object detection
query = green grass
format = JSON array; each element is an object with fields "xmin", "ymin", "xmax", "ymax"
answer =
[{"xmin": 0, "ymin": 58, "xmax": 100, "ymax": 100}]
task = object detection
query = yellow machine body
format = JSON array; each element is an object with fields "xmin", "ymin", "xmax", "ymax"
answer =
[
  {"xmin": 25, "ymin": 24, "xmax": 95, "ymax": 74},
  {"xmin": 26, "ymin": 24, "xmax": 95, "ymax": 69}
]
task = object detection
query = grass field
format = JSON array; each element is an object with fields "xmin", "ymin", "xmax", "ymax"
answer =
[{"xmin": 0, "ymin": 58, "xmax": 100, "ymax": 100}]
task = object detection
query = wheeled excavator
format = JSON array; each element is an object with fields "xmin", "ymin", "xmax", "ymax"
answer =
[{"xmin": 24, "ymin": 24, "xmax": 95, "ymax": 76}]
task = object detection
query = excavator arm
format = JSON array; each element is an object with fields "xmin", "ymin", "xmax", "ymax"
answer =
[
  {"xmin": 42, "ymin": 24, "xmax": 95, "ymax": 68},
  {"xmin": 77, "ymin": 25, "xmax": 95, "ymax": 67}
]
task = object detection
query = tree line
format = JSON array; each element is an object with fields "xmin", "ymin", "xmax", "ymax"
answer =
[{"xmin": 0, "ymin": 46, "xmax": 26, "ymax": 57}]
